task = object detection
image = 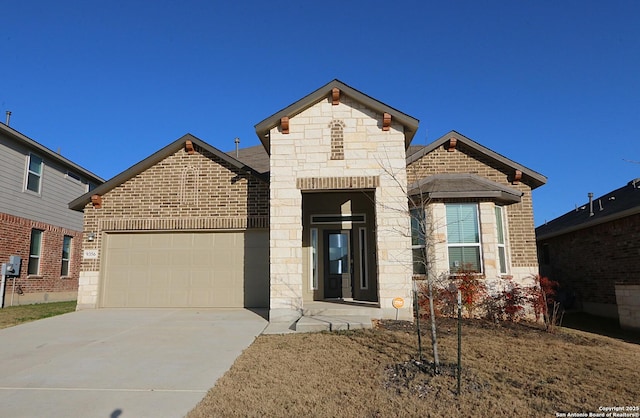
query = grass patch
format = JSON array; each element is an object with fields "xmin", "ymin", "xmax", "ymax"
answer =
[
  {"xmin": 0, "ymin": 301, "xmax": 76, "ymax": 329},
  {"xmin": 188, "ymin": 318, "xmax": 640, "ymax": 417}
]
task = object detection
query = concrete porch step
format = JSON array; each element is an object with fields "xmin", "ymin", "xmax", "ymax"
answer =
[
  {"xmin": 301, "ymin": 303, "xmax": 382, "ymax": 319},
  {"xmin": 294, "ymin": 315, "xmax": 373, "ymax": 332}
]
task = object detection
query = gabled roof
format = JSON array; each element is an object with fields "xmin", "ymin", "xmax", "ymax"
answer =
[
  {"xmin": 408, "ymin": 173, "xmax": 523, "ymax": 204},
  {"xmin": 536, "ymin": 179, "xmax": 640, "ymax": 240},
  {"xmin": 0, "ymin": 122, "xmax": 104, "ymax": 184},
  {"xmin": 407, "ymin": 130, "xmax": 547, "ymax": 190},
  {"xmin": 69, "ymin": 133, "xmax": 268, "ymax": 211},
  {"xmin": 254, "ymin": 79, "xmax": 420, "ymax": 152},
  {"xmin": 227, "ymin": 144, "xmax": 270, "ymax": 175}
]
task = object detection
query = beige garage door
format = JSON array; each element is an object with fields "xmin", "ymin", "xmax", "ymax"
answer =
[{"xmin": 101, "ymin": 231, "xmax": 268, "ymax": 308}]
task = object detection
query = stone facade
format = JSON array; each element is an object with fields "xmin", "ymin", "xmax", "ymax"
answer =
[
  {"xmin": 77, "ymin": 143, "xmax": 269, "ymax": 308},
  {"xmin": 407, "ymin": 141, "xmax": 539, "ymax": 286},
  {"xmin": 269, "ymin": 95, "xmax": 413, "ymax": 321},
  {"xmin": 615, "ymin": 283, "xmax": 640, "ymax": 331},
  {"xmin": 0, "ymin": 212, "xmax": 80, "ymax": 304}
]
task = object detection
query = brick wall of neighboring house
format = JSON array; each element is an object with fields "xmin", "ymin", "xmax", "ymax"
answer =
[
  {"xmin": 0, "ymin": 212, "xmax": 80, "ymax": 305},
  {"xmin": 407, "ymin": 142, "xmax": 538, "ymax": 269},
  {"xmin": 538, "ymin": 212, "xmax": 640, "ymax": 314},
  {"xmin": 80, "ymin": 144, "xmax": 270, "ymax": 273}
]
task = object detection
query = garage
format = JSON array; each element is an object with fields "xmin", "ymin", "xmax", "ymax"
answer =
[{"xmin": 100, "ymin": 231, "xmax": 269, "ymax": 308}]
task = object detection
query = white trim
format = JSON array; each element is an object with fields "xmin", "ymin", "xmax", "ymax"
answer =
[
  {"xmin": 359, "ymin": 227, "xmax": 368, "ymax": 289},
  {"xmin": 445, "ymin": 203, "xmax": 484, "ymax": 273},
  {"xmin": 25, "ymin": 153, "xmax": 43, "ymax": 195},
  {"xmin": 495, "ymin": 205, "xmax": 509, "ymax": 275}
]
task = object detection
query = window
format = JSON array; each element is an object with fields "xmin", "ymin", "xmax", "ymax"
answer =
[
  {"xmin": 61, "ymin": 235, "xmax": 72, "ymax": 276},
  {"xmin": 65, "ymin": 171, "xmax": 81, "ymax": 183},
  {"xmin": 28, "ymin": 229, "xmax": 44, "ymax": 275},
  {"xmin": 495, "ymin": 206, "xmax": 507, "ymax": 274},
  {"xmin": 359, "ymin": 227, "xmax": 368, "ymax": 289},
  {"xmin": 446, "ymin": 203, "xmax": 481, "ymax": 272},
  {"xmin": 26, "ymin": 154, "xmax": 43, "ymax": 193},
  {"xmin": 410, "ymin": 207, "xmax": 426, "ymax": 274},
  {"xmin": 310, "ymin": 228, "xmax": 318, "ymax": 290}
]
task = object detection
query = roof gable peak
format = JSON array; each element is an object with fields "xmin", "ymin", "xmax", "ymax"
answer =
[{"xmin": 254, "ymin": 79, "xmax": 419, "ymax": 152}]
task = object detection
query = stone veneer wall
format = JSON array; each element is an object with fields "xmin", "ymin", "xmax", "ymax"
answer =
[
  {"xmin": 615, "ymin": 283, "xmax": 640, "ymax": 331},
  {"xmin": 269, "ymin": 95, "xmax": 413, "ymax": 321},
  {"xmin": 407, "ymin": 141, "xmax": 539, "ymax": 285},
  {"xmin": 77, "ymin": 145, "xmax": 269, "ymax": 308}
]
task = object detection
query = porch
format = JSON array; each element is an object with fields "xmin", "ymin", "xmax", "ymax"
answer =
[{"xmin": 262, "ymin": 301, "xmax": 384, "ymax": 334}]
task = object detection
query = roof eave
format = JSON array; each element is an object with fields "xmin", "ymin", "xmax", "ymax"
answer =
[
  {"xmin": 69, "ymin": 133, "xmax": 268, "ymax": 212},
  {"xmin": 536, "ymin": 206, "xmax": 640, "ymax": 240},
  {"xmin": 254, "ymin": 79, "xmax": 419, "ymax": 152},
  {"xmin": 406, "ymin": 130, "xmax": 547, "ymax": 189},
  {"xmin": 0, "ymin": 122, "xmax": 105, "ymax": 184}
]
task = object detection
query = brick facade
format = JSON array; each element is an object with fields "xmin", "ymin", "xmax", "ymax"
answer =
[
  {"xmin": 539, "ymin": 212, "xmax": 640, "ymax": 317},
  {"xmin": 77, "ymin": 144, "xmax": 269, "ymax": 308},
  {"xmin": 407, "ymin": 142, "xmax": 538, "ymax": 268},
  {"xmin": 81, "ymin": 144, "xmax": 269, "ymax": 271},
  {"xmin": 0, "ymin": 212, "xmax": 80, "ymax": 305}
]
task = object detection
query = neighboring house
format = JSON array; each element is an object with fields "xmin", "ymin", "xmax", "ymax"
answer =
[
  {"xmin": 536, "ymin": 179, "xmax": 640, "ymax": 324},
  {"xmin": 69, "ymin": 80, "xmax": 546, "ymax": 323},
  {"xmin": 0, "ymin": 121, "xmax": 104, "ymax": 305}
]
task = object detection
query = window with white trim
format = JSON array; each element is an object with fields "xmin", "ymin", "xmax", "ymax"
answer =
[
  {"xmin": 26, "ymin": 154, "xmax": 43, "ymax": 193},
  {"xmin": 446, "ymin": 203, "xmax": 482, "ymax": 272},
  {"xmin": 495, "ymin": 206, "xmax": 508, "ymax": 274},
  {"xmin": 28, "ymin": 229, "xmax": 44, "ymax": 275},
  {"xmin": 61, "ymin": 235, "xmax": 72, "ymax": 276},
  {"xmin": 410, "ymin": 207, "xmax": 426, "ymax": 274}
]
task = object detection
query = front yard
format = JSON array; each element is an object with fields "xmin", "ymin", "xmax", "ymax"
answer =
[
  {"xmin": 189, "ymin": 318, "xmax": 640, "ymax": 417},
  {"xmin": 0, "ymin": 300, "xmax": 76, "ymax": 329}
]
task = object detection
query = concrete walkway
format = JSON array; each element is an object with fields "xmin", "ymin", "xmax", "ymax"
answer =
[{"xmin": 0, "ymin": 308, "xmax": 267, "ymax": 418}]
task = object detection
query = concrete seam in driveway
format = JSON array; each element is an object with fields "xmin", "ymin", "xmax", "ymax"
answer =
[{"xmin": 0, "ymin": 308, "xmax": 267, "ymax": 418}]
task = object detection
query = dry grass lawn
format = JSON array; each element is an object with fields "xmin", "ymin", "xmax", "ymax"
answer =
[
  {"xmin": 189, "ymin": 318, "xmax": 640, "ymax": 417},
  {"xmin": 0, "ymin": 300, "xmax": 76, "ymax": 329}
]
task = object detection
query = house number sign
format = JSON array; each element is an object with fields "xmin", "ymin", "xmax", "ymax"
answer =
[{"xmin": 83, "ymin": 249, "xmax": 99, "ymax": 259}]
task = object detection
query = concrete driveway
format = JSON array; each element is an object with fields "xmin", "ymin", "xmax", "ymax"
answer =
[{"xmin": 0, "ymin": 308, "xmax": 267, "ymax": 418}]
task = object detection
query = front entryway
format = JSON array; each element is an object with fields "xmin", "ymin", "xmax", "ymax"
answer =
[
  {"xmin": 302, "ymin": 191, "xmax": 378, "ymax": 303},
  {"xmin": 324, "ymin": 230, "xmax": 352, "ymax": 299}
]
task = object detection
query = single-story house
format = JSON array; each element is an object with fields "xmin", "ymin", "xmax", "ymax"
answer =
[
  {"xmin": 536, "ymin": 179, "xmax": 640, "ymax": 329},
  {"xmin": 70, "ymin": 80, "xmax": 546, "ymax": 322}
]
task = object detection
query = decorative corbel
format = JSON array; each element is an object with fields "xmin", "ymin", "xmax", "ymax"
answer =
[
  {"xmin": 512, "ymin": 169, "xmax": 522, "ymax": 185},
  {"xmin": 382, "ymin": 113, "xmax": 391, "ymax": 131},
  {"xmin": 331, "ymin": 88, "xmax": 340, "ymax": 105},
  {"xmin": 91, "ymin": 194, "xmax": 102, "ymax": 209},
  {"xmin": 448, "ymin": 137, "xmax": 457, "ymax": 152},
  {"xmin": 280, "ymin": 116, "xmax": 289, "ymax": 134},
  {"xmin": 185, "ymin": 140, "xmax": 195, "ymax": 155}
]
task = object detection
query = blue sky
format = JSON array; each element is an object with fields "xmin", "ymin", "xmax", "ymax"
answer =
[{"xmin": 2, "ymin": 0, "xmax": 639, "ymax": 226}]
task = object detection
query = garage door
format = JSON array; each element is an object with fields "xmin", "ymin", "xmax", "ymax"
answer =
[{"xmin": 101, "ymin": 231, "xmax": 269, "ymax": 308}]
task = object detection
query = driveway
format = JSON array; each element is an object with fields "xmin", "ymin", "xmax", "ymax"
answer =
[{"xmin": 0, "ymin": 308, "xmax": 267, "ymax": 418}]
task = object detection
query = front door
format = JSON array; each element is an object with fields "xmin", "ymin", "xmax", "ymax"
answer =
[{"xmin": 324, "ymin": 230, "xmax": 352, "ymax": 299}]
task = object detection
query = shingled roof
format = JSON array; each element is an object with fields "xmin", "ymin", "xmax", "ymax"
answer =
[{"xmin": 536, "ymin": 178, "xmax": 640, "ymax": 240}]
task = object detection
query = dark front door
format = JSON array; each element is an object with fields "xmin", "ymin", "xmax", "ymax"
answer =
[{"xmin": 324, "ymin": 230, "xmax": 352, "ymax": 299}]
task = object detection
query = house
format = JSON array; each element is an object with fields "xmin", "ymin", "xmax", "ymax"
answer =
[
  {"xmin": 536, "ymin": 179, "xmax": 640, "ymax": 330},
  {"xmin": 69, "ymin": 80, "xmax": 546, "ymax": 324},
  {"xmin": 0, "ymin": 119, "xmax": 104, "ymax": 306}
]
